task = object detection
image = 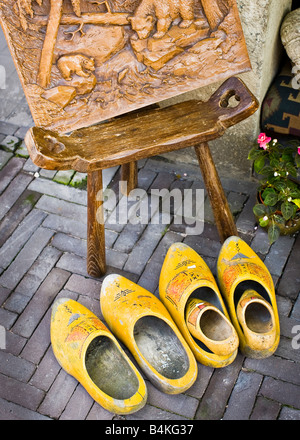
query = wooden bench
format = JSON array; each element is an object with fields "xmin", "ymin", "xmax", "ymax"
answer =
[{"xmin": 0, "ymin": 0, "xmax": 258, "ymax": 277}]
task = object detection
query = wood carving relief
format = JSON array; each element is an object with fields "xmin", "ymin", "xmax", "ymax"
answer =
[{"xmin": 0, "ymin": 0, "xmax": 251, "ymax": 133}]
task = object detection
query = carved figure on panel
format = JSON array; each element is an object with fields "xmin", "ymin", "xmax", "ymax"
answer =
[
  {"xmin": 128, "ymin": 0, "xmax": 196, "ymax": 39},
  {"xmin": 0, "ymin": 0, "xmax": 251, "ymax": 133},
  {"xmin": 57, "ymin": 54, "xmax": 96, "ymax": 81}
]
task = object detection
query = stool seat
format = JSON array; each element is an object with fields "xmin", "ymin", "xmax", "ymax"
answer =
[{"xmin": 25, "ymin": 77, "xmax": 258, "ymax": 173}]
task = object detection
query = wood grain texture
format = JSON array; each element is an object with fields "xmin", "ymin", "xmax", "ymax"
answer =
[
  {"xmin": 25, "ymin": 77, "xmax": 259, "ymax": 172},
  {"xmin": 37, "ymin": 0, "xmax": 63, "ymax": 88},
  {"xmin": 121, "ymin": 162, "xmax": 138, "ymax": 195},
  {"xmin": 0, "ymin": 0, "xmax": 251, "ymax": 133},
  {"xmin": 87, "ymin": 170, "xmax": 106, "ymax": 277},
  {"xmin": 194, "ymin": 142, "xmax": 238, "ymax": 241}
]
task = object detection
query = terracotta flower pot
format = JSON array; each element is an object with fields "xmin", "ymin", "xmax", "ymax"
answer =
[{"xmin": 276, "ymin": 214, "xmax": 300, "ymax": 236}]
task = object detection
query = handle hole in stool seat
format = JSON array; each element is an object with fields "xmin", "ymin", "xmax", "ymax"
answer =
[{"xmin": 220, "ymin": 90, "xmax": 241, "ymax": 109}]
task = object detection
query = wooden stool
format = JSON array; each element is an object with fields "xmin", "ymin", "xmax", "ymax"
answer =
[{"xmin": 25, "ymin": 77, "xmax": 258, "ymax": 277}]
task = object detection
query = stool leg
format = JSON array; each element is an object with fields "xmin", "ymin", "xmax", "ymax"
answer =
[
  {"xmin": 194, "ymin": 142, "xmax": 238, "ymax": 242},
  {"xmin": 87, "ymin": 170, "xmax": 106, "ymax": 277},
  {"xmin": 121, "ymin": 162, "xmax": 138, "ymax": 196}
]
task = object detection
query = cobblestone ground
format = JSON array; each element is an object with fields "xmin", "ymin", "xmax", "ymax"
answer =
[{"xmin": 0, "ymin": 29, "xmax": 300, "ymax": 421}]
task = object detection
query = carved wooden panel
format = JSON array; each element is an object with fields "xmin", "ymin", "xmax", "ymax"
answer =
[{"xmin": 0, "ymin": 0, "xmax": 251, "ymax": 134}]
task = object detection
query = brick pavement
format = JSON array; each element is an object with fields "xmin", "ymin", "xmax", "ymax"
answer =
[
  {"xmin": 0, "ymin": 28, "xmax": 300, "ymax": 421},
  {"xmin": 0, "ymin": 134, "xmax": 299, "ymax": 420}
]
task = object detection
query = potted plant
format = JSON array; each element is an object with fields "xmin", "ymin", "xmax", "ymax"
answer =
[{"xmin": 248, "ymin": 133, "xmax": 300, "ymax": 244}]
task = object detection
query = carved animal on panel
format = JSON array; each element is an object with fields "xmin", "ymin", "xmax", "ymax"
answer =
[
  {"xmin": 57, "ymin": 54, "xmax": 96, "ymax": 81},
  {"xmin": 128, "ymin": 0, "xmax": 196, "ymax": 39}
]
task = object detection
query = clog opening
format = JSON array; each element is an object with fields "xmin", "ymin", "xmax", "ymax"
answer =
[
  {"xmin": 184, "ymin": 287, "xmax": 224, "ymax": 353},
  {"xmin": 244, "ymin": 302, "xmax": 273, "ymax": 334},
  {"xmin": 200, "ymin": 310, "xmax": 233, "ymax": 341},
  {"xmin": 85, "ymin": 336, "xmax": 139, "ymax": 400},
  {"xmin": 189, "ymin": 286, "xmax": 223, "ymax": 310},
  {"xmin": 134, "ymin": 316, "xmax": 189, "ymax": 379},
  {"xmin": 234, "ymin": 281, "xmax": 272, "ymax": 308}
]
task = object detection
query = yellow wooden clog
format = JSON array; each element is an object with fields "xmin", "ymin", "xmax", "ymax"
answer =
[
  {"xmin": 236, "ymin": 290, "xmax": 277, "ymax": 352},
  {"xmin": 50, "ymin": 298, "xmax": 147, "ymax": 414},
  {"xmin": 185, "ymin": 298, "xmax": 239, "ymax": 357},
  {"xmin": 217, "ymin": 236, "xmax": 280, "ymax": 359},
  {"xmin": 100, "ymin": 274, "xmax": 198, "ymax": 394},
  {"xmin": 159, "ymin": 242, "xmax": 238, "ymax": 368}
]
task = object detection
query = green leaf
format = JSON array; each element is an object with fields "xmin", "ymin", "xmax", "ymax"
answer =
[
  {"xmin": 295, "ymin": 153, "xmax": 300, "ymax": 168},
  {"xmin": 253, "ymin": 204, "xmax": 268, "ymax": 217},
  {"xmin": 273, "ymin": 214, "xmax": 285, "ymax": 224},
  {"xmin": 267, "ymin": 176, "xmax": 278, "ymax": 185},
  {"xmin": 283, "ymin": 146, "xmax": 295, "ymax": 155},
  {"xmin": 259, "ymin": 166, "xmax": 274, "ymax": 177},
  {"xmin": 281, "ymin": 153, "xmax": 293, "ymax": 163},
  {"xmin": 263, "ymin": 192, "xmax": 278, "ymax": 206},
  {"xmin": 270, "ymin": 158, "xmax": 280, "ymax": 168},
  {"xmin": 268, "ymin": 222, "xmax": 280, "ymax": 244},
  {"xmin": 254, "ymin": 157, "xmax": 265, "ymax": 174},
  {"xmin": 281, "ymin": 202, "xmax": 294, "ymax": 220},
  {"xmin": 248, "ymin": 148, "xmax": 264, "ymax": 160},
  {"xmin": 274, "ymin": 181, "xmax": 287, "ymax": 191},
  {"xmin": 270, "ymin": 151, "xmax": 281, "ymax": 161},
  {"xmin": 290, "ymin": 189, "xmax": 300, "ymax": 198},
  {"xmin": 292, "ymin": 199, "xmax": 300, "ymax": 209},
  {"xmin": 259, "ymin": 217, "xmax": 269, "ymax": 227},
  {"xmin": 286, "ymin": 164, "xmax": 297, "ymax": 177},
  {"xmin": 262, "ymin": 187, "xmax": 276, "ymax": 196}
]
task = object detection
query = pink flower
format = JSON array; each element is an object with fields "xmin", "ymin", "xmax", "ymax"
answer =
[
  {"xmin": 298, "ymin": 146, "xmax": 300, "ymax": 155},
  {"xmin": 257, "ymin": 133, "xmax": 271, "ymax": 150},
  {"xmin": 257, "ymin": 133, "xmax": 271, "ymax": 143}
]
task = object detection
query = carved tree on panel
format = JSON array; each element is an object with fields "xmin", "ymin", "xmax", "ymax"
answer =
[
  {"xmin": 16, "ymin": 0, "xmax": 43, "ymax": 30},
  {"xmin": 17, "ymin": 0, "xmax": 83, "ymax": 87},
  {"xmin": 201, "ymin": 0, "xmax": 227, "ymax": 30}
]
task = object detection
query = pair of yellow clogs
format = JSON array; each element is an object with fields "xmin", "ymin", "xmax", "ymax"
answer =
[
  {"xmin": 51, "ymin": 277, "xmax": 198, "ymax": 415},
  {"xmin": 160, "ymin": 236, "xmax": 280, "ymax": 366},
  {"xmin": 50, "ymin": 236, "xmax": 280, "ymax": 415}
]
